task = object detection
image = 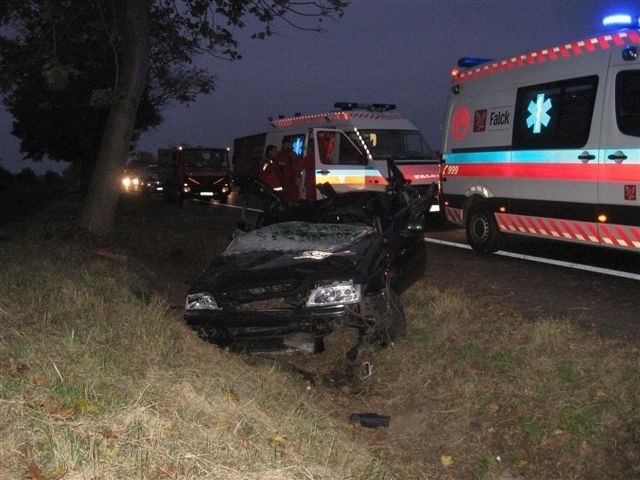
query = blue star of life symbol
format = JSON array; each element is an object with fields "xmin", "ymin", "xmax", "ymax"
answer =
[
  {"xmin": 292, "ymin": 137, "xmax": 304, "ymax": 156},
  {"xmin": 526, "ymin": 93, "xmax": 552, "ymax": 134}
]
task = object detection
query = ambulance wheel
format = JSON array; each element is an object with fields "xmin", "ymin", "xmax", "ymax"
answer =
[{"xmin": 466, "ymin": 206, "xmax": 500, "ymax": 253}]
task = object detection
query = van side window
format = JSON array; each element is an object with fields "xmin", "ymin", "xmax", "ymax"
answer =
[
  {"xmin": 317, "ymin": 130, "xmax": 365, "ymax": 165},
  {"xmin": 616, "ymin": 70, "xmax": 640, "ymax": 137},
  {"xmin": 512, "ymin": 75, "xmax": 598, "ymax": 149}
]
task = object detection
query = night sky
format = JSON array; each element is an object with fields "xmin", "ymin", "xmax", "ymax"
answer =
[{"xmin": 0, "ymin": 0, "xmax": 636, "ymax": 173}]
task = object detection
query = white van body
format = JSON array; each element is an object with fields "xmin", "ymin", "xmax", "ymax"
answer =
[
  {"xmin": 237, "ymin": 103, "xmax": 440, "ymax": 203},
  {"xmin": 441, "ymin": 27, "xmax": 640, "ymax": 252}
]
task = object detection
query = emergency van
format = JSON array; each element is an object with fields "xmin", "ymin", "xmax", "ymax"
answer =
[
  {"xmin": 440, "ymin": 15, "xmax": 640, "ymax": 253},
  {"xmin": 233, "ymin": 102, "xmax": 441, "ymax": 208}
]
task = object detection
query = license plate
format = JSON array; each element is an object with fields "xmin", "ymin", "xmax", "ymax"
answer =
[
  {"xmin": 200, "ymin": 192, "xmax": 214, "ymax": 197},
  {"xmin": 429, "ymin": 204, "xmax": 440, "ymax": 212}
]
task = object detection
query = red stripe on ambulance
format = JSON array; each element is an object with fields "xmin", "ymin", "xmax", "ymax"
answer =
[{"xmin": 495, "ymin": 213, "xmax": 640, "ymax": 249}]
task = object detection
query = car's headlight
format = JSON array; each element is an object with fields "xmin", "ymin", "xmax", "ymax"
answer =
[
  {"xmin": 186, "ymin": 292, "xmax": 221, "ymax": 310},
  {"xmin": 122, "ymin": 177, "xmax": 131, "ymax": 187},
  {"xmin": 306, "ymin": 282, "xmax": 361, "ymax": 307}
]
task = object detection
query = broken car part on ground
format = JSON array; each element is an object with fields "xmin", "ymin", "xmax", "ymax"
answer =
[{"xmin": 184, "ymin": 163, "xmax": 436, "ymax": 353}]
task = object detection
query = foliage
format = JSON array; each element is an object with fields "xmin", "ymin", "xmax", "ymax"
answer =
[
  {"xmin": 14, "ymin": 166, "xmax": 36, "ymax": 185},
  {"xmin": 0, "ymin": 1, "xmax": 346, "ymax": 181},
  {"xmin": 0, "ymin": 164, "xmax": 13, "ymax": 186},
  {"xmin": 1, "ymin": 0, "xmax": 348, "ymax": 236}
]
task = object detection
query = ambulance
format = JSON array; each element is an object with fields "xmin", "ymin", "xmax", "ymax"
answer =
[
  {"xmin": 233, "ymin": 102, "xmax": 441, "ymax": 208},
  {"xmin": 440, "ymin": 15, "xmax": 640, "ymax": 253}
]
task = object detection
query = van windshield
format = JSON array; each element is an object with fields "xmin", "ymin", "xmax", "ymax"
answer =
[{"xmin": 357, "ymin": 129, "xmax": 437, "ymax": 160}]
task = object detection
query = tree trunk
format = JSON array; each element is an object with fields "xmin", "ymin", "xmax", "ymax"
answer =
[{"xmin": 79, "ymin": 0, "xmax": 152, "ymax": 237}]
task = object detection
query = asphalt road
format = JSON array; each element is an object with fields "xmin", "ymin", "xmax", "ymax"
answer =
[
  {"xmin": 423, "ymin": 224, "xmax": 640, "ymax": 341},
  {"xmin": 425, "ymin": 224, "xmax": 640, "ymax": 279}
]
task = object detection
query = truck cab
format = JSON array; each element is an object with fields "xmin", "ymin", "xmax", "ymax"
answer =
[{"xmin": 158, "ymin": 146, "xmax": 231, "ymax": 203}]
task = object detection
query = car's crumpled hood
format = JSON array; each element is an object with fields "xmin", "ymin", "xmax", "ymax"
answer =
[
  {"xmin": 220, "ymin": 243, "xmax": 361, "ymax": 268},
  {"xmin": 197, "ymin": 245, "xmax": 365, "ymax": 288},
  {"xmin": 189, "ymin": 226, "xmax": 380, "ymax": 304}
]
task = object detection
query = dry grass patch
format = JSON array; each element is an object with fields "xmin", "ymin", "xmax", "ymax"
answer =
[
  {"xmin": 347, "ymin": 283, "xmax": 640, "ymax": 479},
  {"xmin": 0, "ymin": 219, "xmax": 391, "ymax": 480}
]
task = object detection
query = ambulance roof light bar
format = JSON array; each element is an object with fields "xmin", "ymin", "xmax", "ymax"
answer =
[
  {"xmin": 334, "ymin": 102, "xmax": 396, "ymax": 112},
  {"xmin": 457, "ymin": 57, "xmax": 494, "ymax": 69},
  {"xmin": 602, "ymin": 13, "xmax": 639, "ymax": 28}
]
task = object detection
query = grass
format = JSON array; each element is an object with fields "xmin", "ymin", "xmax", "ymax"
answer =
[
  {"xmin": 1, "ymin": 193, "xmax": 640, "ymax": 479},
  {"xmin": 0, "ymin": 197, "xmax": 387, "ymax": 479},
  {"xmin": 357, "ymin": 285, "xmax": 640, "ymax": 479}
]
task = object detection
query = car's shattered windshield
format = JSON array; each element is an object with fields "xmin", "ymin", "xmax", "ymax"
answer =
[{"xmin": 223, "ymin": 221, "xmax": 374, "ymax": 255}]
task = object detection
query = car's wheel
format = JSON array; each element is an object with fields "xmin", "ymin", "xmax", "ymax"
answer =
[
  {"xmin": 465, "ymin": 205, "xmax": 500, "ymax": 253},
  {"xmin": 360, "ymin": 288, "xmax": 406, "ymax": 346}
]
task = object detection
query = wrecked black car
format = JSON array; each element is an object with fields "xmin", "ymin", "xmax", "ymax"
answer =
[{"xmin": 184, "ymin": 166, "xmax": 435, "ymax": 353}]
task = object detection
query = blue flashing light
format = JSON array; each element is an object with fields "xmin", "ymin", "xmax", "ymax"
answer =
[
  {"xmin": 457, "ymin": 57, "xmax": 494, "ymax": 68},
  {"xmin": 602, "ymin": 13, "xmax": 636, "ymax": 28}
]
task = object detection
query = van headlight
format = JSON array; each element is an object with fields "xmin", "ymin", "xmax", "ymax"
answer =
[
  {"xmin": 186, "ymin": 292, "xmax": 221, "ymax": 311},
  {"xmin": 305, "ymin": 282, "xmax": 361, "ymax": 307}
]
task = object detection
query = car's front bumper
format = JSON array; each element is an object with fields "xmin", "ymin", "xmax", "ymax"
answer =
[{"xmin": 184, "ymin": 304, "xmax": 350, "ymax": 348}]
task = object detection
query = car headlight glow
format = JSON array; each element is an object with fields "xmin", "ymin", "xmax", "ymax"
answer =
[
  {"xmin": 186, "ymin": 292, "xmax": 221, "ymax": 310},
  {"xmin": 306, "ymin": 282, "xmax": 361, "ymax": 307},
  {"xmin": 122, "ymin": 177, "xmax": 131, "ymax": 187}
]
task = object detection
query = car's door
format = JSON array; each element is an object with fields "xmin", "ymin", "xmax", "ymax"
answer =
[{"xmin": 311, "ymin": 128, "xmax": 375, "ymax": 194}]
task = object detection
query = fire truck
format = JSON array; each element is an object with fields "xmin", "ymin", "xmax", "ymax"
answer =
[
  {"xmin": 158, "ymin": 146, "xmax": 231, "ymax": 203},
  {"xmin": 232, "ymin": 102, "xmax": 441, "ymax": 209},
  {"xmin": 440, "ymin": 14, "xmax": 640, "ymax": 253}
]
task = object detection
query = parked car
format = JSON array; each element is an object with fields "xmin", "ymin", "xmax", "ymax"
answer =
[
  {"xmin": 184, "ymin": 163, "xmax": 435, "ymax": 353},
  {"xmin": 140, "ymin": 164, "xmax": 164, "ymax": 195},
  {"xmin": 121, "ymin": 158, "xmax": 154, "ymax": 194}
]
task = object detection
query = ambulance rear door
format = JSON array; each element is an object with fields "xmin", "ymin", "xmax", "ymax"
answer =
[
  {"xmin": 311, "ymin": 128, "xmax": 380, "ymax": 193},
  {"xmin": 599, "ymin": 65, "xmax": 640, "ymax": 247}
]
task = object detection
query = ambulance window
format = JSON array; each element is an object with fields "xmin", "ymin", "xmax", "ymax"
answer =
[
  {"xmin": 616, "ymin": 71, "xmax": 640, "ymax": 137},
  {"xmin": 358, "ymin": 129, "xmax": 436, "ymax": 160},
  {"xmin": 512, "ymin": 75, "xmax": 598, "ymax": 149},
  {"xmin": 317, "ymin": 131, "xmax": 338, "ymax": 164},
  {"xmin": 317, "ymin": 131, "xmax": 365, "ymax": 165},
  {"xmin": 338, "ymin": 133, "xmax": 366, "ymax": 165},
  {"xmin": 283, "ymin": 134, "xmax": 305, "ymax": 156}
]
